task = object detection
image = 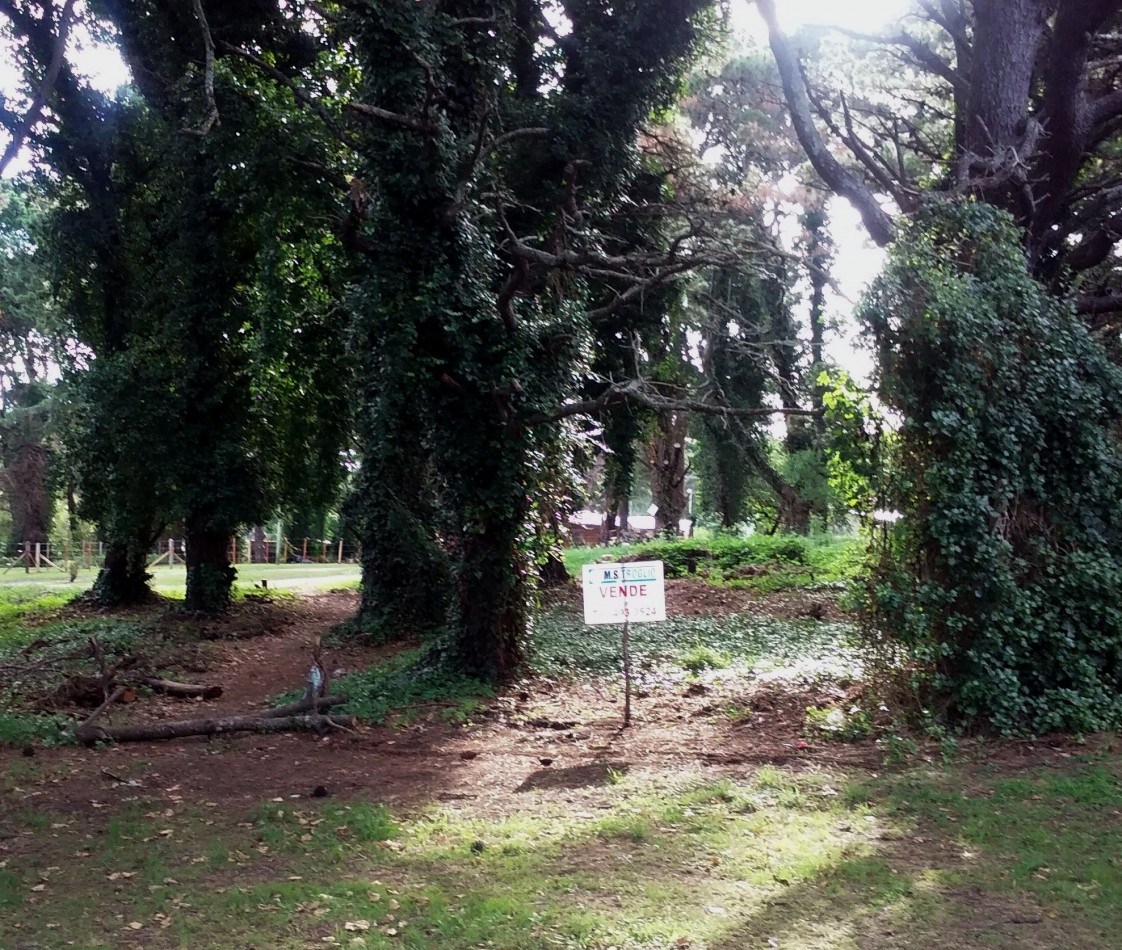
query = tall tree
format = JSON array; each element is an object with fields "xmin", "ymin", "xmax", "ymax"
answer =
[
  {"xmin": 330, "ymin": 0, "xmax": 716, "ymax": 676},
  {"xmin": 759, "ymin": 0, "xmax": 1122, "ymax": 728}
]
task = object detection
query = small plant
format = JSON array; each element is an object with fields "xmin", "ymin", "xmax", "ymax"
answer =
[
  {"xmin": 804, "ymin": 704, "xmax": 872, "ymax": 741},
  {"xmin": 881, "ymin": 732, "xmax": 918, "ymax": 766},
  {"xmin": 679, "ymin": 642, "xmax": 731, "ymax": 673}
]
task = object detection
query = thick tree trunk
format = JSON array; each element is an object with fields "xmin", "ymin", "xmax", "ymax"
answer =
[
  {"xmin": 353, "ymin": 427, "xmax": 451, "ymax": 643},
  {"xmin": 646, "ymin": 411, "xmax": 688, "ymax": 537},
  {"xmin": 184, "ymin": 523, "xmax": 236, "ymax": 613},
  {"xmin": 965, "ymin": 0, "xmax": 1050, "ymax": 156},
  {"xmin": 93, "ymin": 539, "xmax": 153, "ymax": 607},
  {"xmin": 450, "ymin": 517, "xmax": 528, "ymax": 680},
  {"xmin": 4, "ymin": 441, "xmax": 51, "ymax": 544}
]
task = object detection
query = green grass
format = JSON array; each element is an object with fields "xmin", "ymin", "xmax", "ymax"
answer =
[
  {"xmin": 564, "ymin": 533, "xmax": 866, "ymax": 592},
  {"xmin": 4, "ymin": 758, "xmax": 1118, "ymax": 948}
]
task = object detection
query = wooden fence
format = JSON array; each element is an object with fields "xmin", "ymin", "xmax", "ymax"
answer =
[{"xmin": 3, "ymin": 538, "xmax": 359, "ymax": 574}]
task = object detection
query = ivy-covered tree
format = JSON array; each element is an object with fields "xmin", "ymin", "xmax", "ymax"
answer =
[
  {"xmin": 864, "ymin": 202, "xmax": 1122, "ymax": 732},
  {"xmin": 3, "ymin": 0, "xmax": 346, "ymax": 609},
  {"xmin": 333, "ymin": 0, "xmax": 716, "ymax": 676}
]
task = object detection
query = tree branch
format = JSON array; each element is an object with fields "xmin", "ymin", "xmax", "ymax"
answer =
[
  {"xmin": 757, "ymin": 0, "xmax": 895, "ymax": 246},
  {"xmin": 347, "ymin": 101, "xmax": 435, "ymax": 134},
  {"xmin": 0, "ymin": 0, "xmax": 76, "ymax": 175},
  {"xmin": 182, "ymin": 0, "xmax": 219, "ymax": 136},
  {"xmin": 521, "ymin": 378, "xmax": 819, "ymax": 428}
]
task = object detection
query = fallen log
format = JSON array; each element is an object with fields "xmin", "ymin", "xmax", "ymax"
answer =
[
  {"xmin": 138, "ymin": 676, "xmax": 223, "ymax": 700},
  {"xmin": 76, "ymin": 713, "xmax": 356, "ymax": 746},
  {"xmin": 265, "ymin": 694, "xmax": 348, "ymax": 718}
]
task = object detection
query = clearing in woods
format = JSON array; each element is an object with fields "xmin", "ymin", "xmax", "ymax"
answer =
[{"xmin": 0, "ymin": 583, "xmax": 1120, "ymax": 949}]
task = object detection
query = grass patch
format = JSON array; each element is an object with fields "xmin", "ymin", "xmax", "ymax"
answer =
[
  {"xmin": 332, "ymin": 648, "xmax": 495, "ymax": 725},
  {"xmin": 566, "ymin": 533, "xmax": 866, "ymax": 591},
  {"xmin": 3, "ymin": 761, "xmax": 1120, "ymax": 948}
]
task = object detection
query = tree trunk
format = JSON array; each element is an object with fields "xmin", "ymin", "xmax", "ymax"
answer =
[
  {"xmin": 250, "ymin": 525, "xmax": 266, "ymax": 564},
  {"xmin": 803, "ymin": 207, "xmax": 831, "ymax": 445},
  {"xmin": 353, "ymin": 424, "xmax": 452, "ymax": 643},
  {"xmin": 449, "ymin": 515, "xmax": 528, "ymax": 681},
  {"xmin": 184, "ymin": 522, "xmax": 236, "ymax": 613},
  {"xmin": 93, "ymin": 539, "xmax": 153, "ymax": 607},
  {"xmin": 778, "ymin": 486, "xmax": 812, "ymax": 535},
  {"xmin": 4, "ymin": 441, "xmax": 51, "ymax": 545},
  {"xmin": 646, "ymin": 411, "xmax": 688, "ymax": 536}
]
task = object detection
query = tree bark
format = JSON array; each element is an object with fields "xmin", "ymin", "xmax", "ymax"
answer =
[
  {"xmin": 646, "ymin": 410, "xmax": 688, "ymax": 536},
  {"xmin": 184, "ymin": 522, "xmax": 236, "ymax": 613}
]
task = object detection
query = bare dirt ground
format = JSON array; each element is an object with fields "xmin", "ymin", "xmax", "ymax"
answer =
[{"xmin": 0, "ymin": 583, "xmax": 1095, "ymax": 823}]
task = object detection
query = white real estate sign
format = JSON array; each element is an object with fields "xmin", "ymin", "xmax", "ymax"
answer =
[{"xmin": 581, "ymin": 560, "xmax": 666, "ymax": 625}]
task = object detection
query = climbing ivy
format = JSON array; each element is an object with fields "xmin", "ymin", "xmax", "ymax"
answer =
[
  {"xmin": 861, "ymin": 201, "xmax": 1122, "ymax": 733},
  {"xmin": 342, "ymin": 0, "xmax": 714, "ymax": 677}
]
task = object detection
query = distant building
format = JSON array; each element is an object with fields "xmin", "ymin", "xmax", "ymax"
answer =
[{"xmin": 566, "ymin": 510, "xmax": 691, "ymax": 545}]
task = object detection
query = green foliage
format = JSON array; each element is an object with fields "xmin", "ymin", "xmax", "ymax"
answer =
[
  {"xmin": 532, "ymin": 608, "xmax": 859, "ymax": 680},
  {"xmin": 0, "ymin": 711, "xmax": 74, "ymax": 748},
  {"xmin": 861, "ymin": 200, "xmax": 1122, "ymax": 733},
  {"xmin": 331, "ymin": 649, "xmax": 494, "ymax": 725},
  {"xmin": 804, "ymin": 704, "xmax": 872, "ymax": 741},
  {"xmin": 679, "ymin": 642, "xmax": 731, "ymax": 673}
]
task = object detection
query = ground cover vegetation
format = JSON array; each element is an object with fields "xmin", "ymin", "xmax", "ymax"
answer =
[{"xmin": 0, "ymin": 586, "xmax": 1119, "ymax": 949}]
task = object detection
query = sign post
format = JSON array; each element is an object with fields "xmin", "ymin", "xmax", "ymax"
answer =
[{"xmin": 581, "ymin": 560, "xmax": 666, "ymax": 727}]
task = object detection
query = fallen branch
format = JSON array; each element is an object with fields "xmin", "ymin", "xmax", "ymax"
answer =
[
  {"xmin": 75, "ymin": 686, "xmax": 126, "ymax": 742},
  {"xmin": 76, "ymin": 713, "xmax": 356, "ymax": 746},
  {"xmin": 264, "ymin": 694, "xmax": 348, "ymax": 718},
  {"xmin": 138, "ymin": 677, "xmax": 223, "ymax": 700}
]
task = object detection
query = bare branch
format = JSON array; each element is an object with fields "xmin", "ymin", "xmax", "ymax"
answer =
[
  {"xmin": 347, "ymin": 101, "xmax": 435, "ymax": 134},
  {"xmin": 1076, "ymin": 293, "xmax": 1122, "ymax": 316},
  {"xmin": 0, "ymin": 0, "xmax": 76, "ymax": 175},
  {"xmin": 756, "ymin": 0, "xmax": 895, "ymax": 246},
  {"xmin": 521, "ymin": 378, "xmax": 819, "ymax": 428}
]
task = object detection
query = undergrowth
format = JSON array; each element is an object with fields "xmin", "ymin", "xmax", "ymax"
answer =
[
  {"xmin": 565, "ymin": 534, "xmax": 864, "ymax": 592},
  {"xmin": 531, "ymin": 609, "xmax": 861, "ymax": 681},
  {"xmin": 332, "ymin": 649, "xmax": 494, "ymax": 725}
]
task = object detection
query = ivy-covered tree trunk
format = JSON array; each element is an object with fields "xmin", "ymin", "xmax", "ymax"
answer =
[
  {"xmin": 647, "ymin": 410, "xmax": 689, "ymax": 537},
  {"xmin": 352, "ymin": 409, "xmax": 451, "ymax": 641},
  {"xmin": 343, "ymin": 0, "xmax": 712, "ymax": 681},
  {"xmin": 184, "ymin": 522, "xmax": 236, "ymax": 613},
  {"xmin": 94, "ymin": 539, "xmax": 153, "ymax": 607}
]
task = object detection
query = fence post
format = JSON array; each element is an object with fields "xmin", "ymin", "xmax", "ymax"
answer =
[
  {"xmin": 337, "ymin": 539, "xmax": 343, "ymax": 563},
  {"xmin": 34, "ymin": 542, "xmax": 41, "ymax": 570},
  {"xmin": 302, "ymin": 538, "xmax": 308, "ymax": 561}
]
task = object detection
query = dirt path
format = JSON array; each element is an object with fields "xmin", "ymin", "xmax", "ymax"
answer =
[{"xmin": 0, "ymin": 585, "xmax": 1094, "ymax": 824}]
